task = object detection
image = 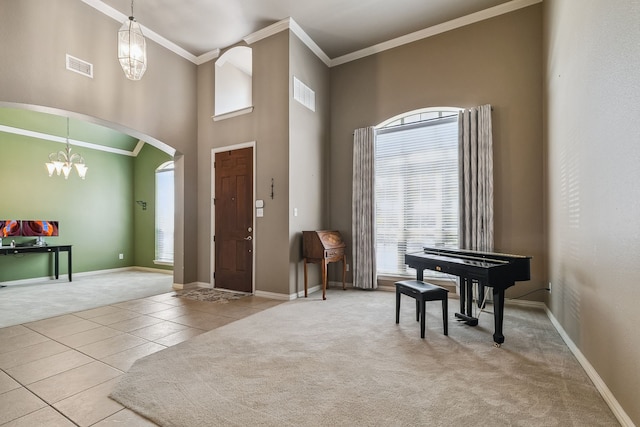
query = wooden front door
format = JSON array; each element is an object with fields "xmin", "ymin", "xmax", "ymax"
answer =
[{"xmin": 214, "ymin": 147, "xmax": 253, "ymax": 293}]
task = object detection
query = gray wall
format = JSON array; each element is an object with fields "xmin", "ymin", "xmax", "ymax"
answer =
[
  {"xmin": 544, "ymin": 1, "xmax": 640, "ymax": 424},
  {"xmin": 329, "ymin": 6, "xmax": 545, "ymax": 299},
  {"xmin": 0, "ymin": 0, "xmax": 198, "ymax": 284}
]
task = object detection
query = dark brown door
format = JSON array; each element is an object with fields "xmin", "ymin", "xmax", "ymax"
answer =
[{"xmin": 214, "ymin": 147, "xmax": 253, "ymax": 292}]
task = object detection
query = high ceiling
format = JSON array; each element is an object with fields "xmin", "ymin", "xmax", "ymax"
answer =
[
  {"xmin": 95, "ymin": 0, "xmax": 514, "ymax": 60},
  {"xmin": 3, "ymin": 0, "xmax": 520, "ymax": 154}
]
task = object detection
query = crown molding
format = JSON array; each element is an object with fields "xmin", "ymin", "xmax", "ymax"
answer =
[
  {"xmin": 243, "ymin": 18, "xmax": 291, "ymax": 45},
  {"xmin": 80, "ymin": 0, "xmax": 198, "ymax": 64},
  {"xmin": 330, "ymin": 0, "xmax": 542, "ymax": 67},
  {"xmin": 195, "ymin": 49, "xmax": 221, "ymax": 65},
  {"xmin": 0, "ymin": 124, "xmax": 137, "ymax": 157},
  {"xmin": 242, "ymin": 17, "xmax": 330, "ymax": 66},
  {"xmin": 83, "ymin": 0, "xmax": 541, "ymax": 68}
]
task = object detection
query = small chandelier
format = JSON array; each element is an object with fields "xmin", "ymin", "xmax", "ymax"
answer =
[
  {"xmin": 118, "ymin": 0, "xmax": 147, "ymax": 80},
  {"xmin": 45, "ymin": 117, "xmax": 88, "ymax": 180}
]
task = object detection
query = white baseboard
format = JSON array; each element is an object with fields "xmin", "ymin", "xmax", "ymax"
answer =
[
  {"xmin": 255, "ymin": 289, "xmax": 296, "ymax": 300},
  {"xmin": 171, "ymin": 281, "xmax": 202, "ymax": 291},
  {"xmin": 132, "ymin": 266, "xmax": 173, "ymax": 275},
  {"xmin": 543, "ymin": 307, "xmax": 634, "ymax": 427}
]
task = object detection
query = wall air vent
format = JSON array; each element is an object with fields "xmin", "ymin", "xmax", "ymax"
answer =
[
  {"xmin": 293, "ymin": 76, "xmax": 315, "ymax": 112},
  {"xmin": 66, "ymin": 54, "xmax": 93, "ymax": 78}
]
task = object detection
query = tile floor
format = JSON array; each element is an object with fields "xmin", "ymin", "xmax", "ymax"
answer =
[{"xmin": 0, "ymin": 290, "xmax": 283, "ymax": 426}]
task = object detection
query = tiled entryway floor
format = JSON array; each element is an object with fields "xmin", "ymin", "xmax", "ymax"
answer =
[{"xmin": 0, "ymin": 290, "xmax": 283, "ymax": 426}]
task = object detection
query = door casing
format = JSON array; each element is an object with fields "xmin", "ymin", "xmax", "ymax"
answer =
[{"xmin": 211, "ymin": 141, "xmax": 256, "ymax": 292}]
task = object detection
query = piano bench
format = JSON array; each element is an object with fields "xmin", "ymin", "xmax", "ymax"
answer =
[{"xmin": 395, "ymin": 280, "xmax": 449, "ymax": 338}]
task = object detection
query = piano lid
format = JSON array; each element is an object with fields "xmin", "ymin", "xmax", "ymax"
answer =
[{"xmin": 423, "ymin": 246, "xmax": 532, "ymax": 260}]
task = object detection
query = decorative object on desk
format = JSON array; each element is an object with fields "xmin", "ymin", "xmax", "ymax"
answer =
[
  {"xmin": 136, "ymin": 200, "xmax": 147, "ymax": 210},
  {"xmin": 173, "ymin": 288, "xmax": 247, "ymax": 303},
  {"xmin": 45, "ymin": 117, "xmax": 88, "ymax": 179},
  {"xmin": 0, "ymin": 220, "xmax": 21, "ymax": 237},
  {"xmin": 118, "ymin": 0, "xmax": 147, "ymax": 80}
]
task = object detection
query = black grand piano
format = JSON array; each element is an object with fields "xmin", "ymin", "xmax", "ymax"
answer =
[{"xmin": 405, "ymin": 247, "xmax": 531, "ymax": 346}]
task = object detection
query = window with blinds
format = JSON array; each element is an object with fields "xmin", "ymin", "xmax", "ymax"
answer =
[
  {"xmin": 155, "ymin": 162, "xmax": 174, "ymax": 265},
  {"xmin": 375, "ymin": 112, "xmax": 459, "ymax": 276}
]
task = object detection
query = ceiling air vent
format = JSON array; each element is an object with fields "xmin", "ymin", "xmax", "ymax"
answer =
[{"xmin": 66, "ymin": 54, "xmax": 93, "ymax": 78}]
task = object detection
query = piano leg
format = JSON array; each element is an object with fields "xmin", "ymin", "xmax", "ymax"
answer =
[
  {"xmin": 477, "ymin": 283, "xmax": 485, "ymax": 307},
  {"xmin": 465, "ymin": 278, "xmax": 473, "ymax": 317},
  {"xmin": 492, "ymin": 288, "xmax": 506, "ymax": 346},
  {"xmin": 455, "ymin": 278, "xmax": 478, "ymax": 326}
]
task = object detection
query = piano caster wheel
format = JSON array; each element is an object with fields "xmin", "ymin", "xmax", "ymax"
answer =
[{"xmin": 494, "ymin": 342, "xmax": 502, "ymax": 348}]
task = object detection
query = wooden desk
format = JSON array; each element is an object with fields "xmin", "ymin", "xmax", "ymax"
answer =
[
  {"xmin": 0, "ymin": 244, "xmax": 73, "ymax": 282},
  {"xmin": 302, "ymin": 231, "xmax": 346, "ymax": 300}
]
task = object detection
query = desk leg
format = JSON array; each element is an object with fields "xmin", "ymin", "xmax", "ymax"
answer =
[
  {"xmin": 321, "ymin": 259, "xmax": 327, "ymax": 300},
  {"xmin": 303, "ymin": 258, "xmax": 308, "ymax": 297},
  {"xmin": 342, "ymin": 255, "xmax": 346, "ymax": 290},
  {"xmin": 68, "ymin": 247, "xmax": 72, "ymax": 282},
  {"xmin": 54, "ymin": 249, "xmax": 59, "ymax": 280}
]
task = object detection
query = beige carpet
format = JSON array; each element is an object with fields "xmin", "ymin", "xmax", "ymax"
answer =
[
  {"xmin": 110, "ymin": 289, "xmax": 619, "ymax": 426},
  {"xmin": 0, "ymin": 270, "xmax": 174, "ymax": 328}
]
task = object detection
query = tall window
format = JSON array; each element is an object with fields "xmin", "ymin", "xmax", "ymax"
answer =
[
  {"xmin": 155, "ymin": 161, "xmax": 174, "ymax": 265},
  {"xmin": 375, "ymin": 109, "xmax": 460, "ymax": 276}
]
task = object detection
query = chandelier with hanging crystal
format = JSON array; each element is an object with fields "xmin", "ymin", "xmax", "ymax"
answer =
[
  {"xmin": 118, "ymin": 0, "xmax": 147, "ymax": 80},
  {"xmin": 45, "ymin": 117, "xmax": 88, "ymax": 180}
]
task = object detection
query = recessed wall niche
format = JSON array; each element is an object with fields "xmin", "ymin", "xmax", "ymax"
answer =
[{"xmin": 214, "ymin": 46, "xmax": 253, "ymax": 118}]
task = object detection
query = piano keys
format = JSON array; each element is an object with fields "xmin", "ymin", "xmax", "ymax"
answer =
[{"xmin": 405, "ymin": 247, "xmax": 531, "ymax": 346}]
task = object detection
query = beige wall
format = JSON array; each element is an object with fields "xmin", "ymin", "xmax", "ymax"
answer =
[
  {"xmin": 0, "ymin": 0, "xmax": 198, "ymax": 284},
  {"xmin": 544, "ymin": 1, "xmax": 640, "ymax": 424},
  {"xmin": 197, "ymin": 32, "xmax": 292, "ymax": 295},
  {"xmin": 329, "ymin": 5, "xmax": 545, "ymax": 299},
  {"xmin": 288, "ymin": 34, "xmax": 331, "ymax": 295}
]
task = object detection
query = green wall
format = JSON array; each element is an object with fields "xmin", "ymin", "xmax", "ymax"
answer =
[
  {"xmin": 134, "ymin": 144, "xmax": 173, "ymax": 270},
  {"xmin": 0, "ymin": 124, "xmax": 171, "ymax": 282}
]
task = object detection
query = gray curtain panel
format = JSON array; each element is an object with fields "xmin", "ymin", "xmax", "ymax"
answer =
[
  {"xmin": 458, "ymin": 105, "xmax": 494, "ymax": 252},
  {"xmin": 352, "ymin": 126, "xmax": 377, "ymax": 289}
]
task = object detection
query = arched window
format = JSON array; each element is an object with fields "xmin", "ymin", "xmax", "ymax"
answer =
[
  {"xmin": 155, "ymin": 161, "xmax": 174, "ymax": 265},
  {"xmin": 375, "ymin": 108, "xmax": 462, "ymax": 276},
  {"xmin": 215, "ymin": 46, "xmax": 252, "ymax": 118}
]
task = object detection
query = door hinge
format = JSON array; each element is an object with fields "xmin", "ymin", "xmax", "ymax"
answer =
[{"xmin": 213, "ymin": 235, "xmax": 215, "ymax": 242}]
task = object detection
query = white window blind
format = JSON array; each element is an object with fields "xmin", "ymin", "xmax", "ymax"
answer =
[
  {"xmin": 375, "ymin": 115, "xmax": 459, "ymax": 276},
  {"xmin": 155, "ymin": 162, "xmax": 174, "ymax": 265}
]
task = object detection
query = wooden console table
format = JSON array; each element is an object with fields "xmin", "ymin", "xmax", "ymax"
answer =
[
  {"xmin": 302, "ymin": 230, "xmax": 346, "ymax": 300},
  {"xmin": 0, "ymin": 244, "xmax": 73, "ymax": 282}
]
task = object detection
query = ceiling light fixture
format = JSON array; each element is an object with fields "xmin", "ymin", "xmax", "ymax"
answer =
[
  {"xmin": 45, "ymin": 117, "xmax": 88, "ymax": 180},
  {"xmin": 118, "ymin": 0, "xmax": 147, "ymax": 80}
]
